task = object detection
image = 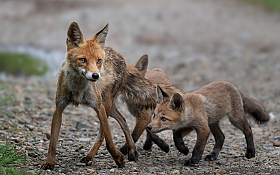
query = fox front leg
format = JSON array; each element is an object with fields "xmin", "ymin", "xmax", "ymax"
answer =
[
  {"xmin": 184, "ymin": 127, "xmax": 210, "ymax": 166},
  {"xmin": 173, "ymin": 129, "xmax": 190, "ymax": 155},
  {"xmin": 41, "ymin": 104, "xmax": 67, "ymax": 170}
]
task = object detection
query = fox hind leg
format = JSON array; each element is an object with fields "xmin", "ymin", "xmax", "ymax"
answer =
[{"xmin": 229, "ymin": 112, "xmax": 255, "ymax": 159}]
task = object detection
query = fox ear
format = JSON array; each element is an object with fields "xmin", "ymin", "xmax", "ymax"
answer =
[
  {"xmin": 135, "ymin": 54, "xmax": 148, "ymax": 72},
  {"xmin": 156, "ymin": 85, "xmax": 169, "ymax": 104},
  {"xmin": 66, "ymin": 22, "xmax": 85, "ymax": 50},
  {"xmin": 93, "ymin": 23, "xmax": 109, "ymax": 49},
  {"xmin": 168, "ymin": 93, "xmax": 185, "ymax": 112}
]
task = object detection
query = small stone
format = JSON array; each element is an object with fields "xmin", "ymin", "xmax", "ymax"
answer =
[
  {"xmin": 110, "ymin": 169, "xmax": 115, "ymax": 173},
  {"xmin": 78, "ymin": 138, "xmax": 90, "ymax": 142},
  {"xmin": 87, "ymin": 169, "xmax": 95, "ymax": 173},
  {"xmin": 10, "ymin": 137, "xmax": 20, "ymax": 143},
  {"xmin": 271, "ymin": 140, "xmax": 280, "ymax": 147},
  {"xmin": 101, "ymin": 150, "xmax": 108, "ymax": 155},
  {"xmin": 172, "ymin": 170, "xmax": 180, "ymax": 174},
  {"xmin": 76, "ymin": 162, "xmax": 86, "ymax": 166},
  {"xmin": 218, "ymin": 169, "xmax": 227, "ymax": 174},
  {"xmin": 28, "ymin": 152, "xmax": 38, "ymax": 158},
  {"xmin": 26, "ymin": 125, "xmax": 35, "ymax": 131},
  {"xmin": 45, "ymin": 133, "xmax": 50, "ymax": 140}
]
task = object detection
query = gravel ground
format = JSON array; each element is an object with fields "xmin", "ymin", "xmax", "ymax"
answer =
[{"xmin": 0, "ymin": 0, "xmax": 280, "ymax": 174}]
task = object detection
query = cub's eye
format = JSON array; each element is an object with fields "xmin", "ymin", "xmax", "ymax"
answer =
[
  {"xmin": 79, "ymin": 58, "xmax": 87, "ymax": 63},
  {"xmin": 97, "ymin": 59, "xmax": 102, "ymax": 64},
  {"xmin": 161, "ymin": 117, "xmax": 167, "ymax": 122}
]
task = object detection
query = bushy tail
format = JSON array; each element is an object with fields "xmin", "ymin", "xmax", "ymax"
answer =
[{"xmin": 240, "ymin": 92, "xmax": 273, "ymax": 123}]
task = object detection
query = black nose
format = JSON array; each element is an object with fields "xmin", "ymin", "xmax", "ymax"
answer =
[
  {"xmin": 92, "ymin": 73, "xmax": 99, "ymax": 80},
  {"xmin": 147, "ymin": 125, "xmax": 152, "ymax": 130}
]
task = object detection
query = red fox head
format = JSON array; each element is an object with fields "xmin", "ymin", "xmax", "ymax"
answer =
[
  {"xmin": 148, "ymin": 86, "xmax": 185, "ymax": 133},
  {"xmin": 66, "ymin": 22, "xmax": 108, "ymax": 82},
  {"xmin": 127, "ymin": 54, "xmax": 148, "ymax": 78}
]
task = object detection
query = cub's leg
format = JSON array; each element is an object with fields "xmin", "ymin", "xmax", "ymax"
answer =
[
  {"xmin": 184, "ymin": 125, "xmax": 210, "ymax": 166},
  {"xmin": 173, "ymin": 128, "xmax": 193, "ymax": 155},
  {"xmin": 229, "ymin": 113, "xmax": 255, "ymax": 159},
  {"xmin": 205, "ymin": 122, "xmax": 225, "ymax": 161}
]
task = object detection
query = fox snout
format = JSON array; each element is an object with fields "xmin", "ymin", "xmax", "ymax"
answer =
[
  {"xmin": 147, "ymin": 124, "xmax": 161, "ymax": 133},
  {"xmin": 80, "ymin": 68, "xmax": 101, "ymax": 82}
]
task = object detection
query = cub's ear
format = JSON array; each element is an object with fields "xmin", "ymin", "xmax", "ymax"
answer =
[
  {"xmin": 135, "ymin": 54, "xmax": 148, "ymax": 72},
  {"xmin": 156, "ymin": 85, "xmax": 169, "ymax": 104},
  {"xmin": 92, "ymin": 23, "xmax": 109, "ymax": 49},
  {"xmin": 66, "ymin": 22, "xmax": 85, "ymax": 50},
  {"xmin": 168, "ymin": 93, "xmax": 185, "ymax": 112}
]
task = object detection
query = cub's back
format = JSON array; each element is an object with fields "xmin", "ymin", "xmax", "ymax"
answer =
[{"xmin": 192, "ymin": 81, "xmax": 242, "ymax": 123}]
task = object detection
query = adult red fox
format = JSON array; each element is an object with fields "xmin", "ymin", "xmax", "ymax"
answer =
[
  {"xmin": 148, "ymin": 81, "xmax": 274, "ymax": 165},
  {"xmin": 42, "ymin": 22, "xmax": 137, "ymax": 170}
]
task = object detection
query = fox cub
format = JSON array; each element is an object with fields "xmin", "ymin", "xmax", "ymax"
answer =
[{"xmin": 148, "ymin": 81, "xmax": 274, "ymax": 166}]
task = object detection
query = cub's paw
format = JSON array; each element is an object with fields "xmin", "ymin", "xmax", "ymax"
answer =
[
  {"xmin": 41, "ymin": 162, "xmax": 55, "ymax": 170},
  {"xmin": 245, "ymin": 149, "xmax": 255, "ymax": 159},
  {"xmin": 184, "ymin": 158, "xmax": 199, "ymax": 166},
  {"xmin": 205, "ymin": 153, "xmax": 217, "ymax": 161}
]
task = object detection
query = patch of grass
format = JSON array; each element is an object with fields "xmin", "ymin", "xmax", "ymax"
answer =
[
  {"xmin": 243, "ymin": 0, "xmax": 280, "ymax": 12},
  {"xmin": 0, "ymin": 52, "xmax": 48, "ymax": 76},
  {"xmin": 0, "ymin": 166, "xmax": 26, "ymax": 175},
  {"xmin": 0, "ymin": 142, "xmax": 24, "ymax": 165},
  {"xmin": 0, "ymin": 82, "xmax": 14, "ymax": 107},
  {"xmin": 0, "ymin": 141, "xmax": 28, "ymax": 175}
]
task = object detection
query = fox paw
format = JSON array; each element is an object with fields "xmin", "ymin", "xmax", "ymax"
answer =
[
  {"xmin": 41, "ymin": 162, "xmax": 55, "ymax": 170},
  {"xmin": 184, "ymin": 159, "xmax": 199, "ymax": 166},
  {"xmin": 245, "ymin": 150, "xmax": 255, "ymax": 159},
  {"xmin": 80, "ymin": 156, "xmax": 93, "ymax": 166},
  {"xmin": 205, "ymin": 153, "xmax": 217, "ymax": 161},
  {"xmin": 128, "ymin": 149, "xmax": 138, "ymax": 161},
  {"xmin": 114, "ymin": 153, "xmax": 125, "ymax": 168}
]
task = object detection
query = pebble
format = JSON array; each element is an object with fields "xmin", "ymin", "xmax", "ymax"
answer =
[
  {"xmin": 10, "ymin": 137, "xmax": 20, "ymax": 143},
  {"xmin": 78, "ymin": 138, "xmax": 90, "ymax": 142},
  {"xmin": 26, "ymin": 125, "xmax": 35, "ymax": 131},
  {"xmin": 101, "ymin": 150, "xmax": 108, "ymax": 155},
  {"xmin": 76, "ymin": 163, "xmax": 86, "ymax": 166},
  {"xmin": 271, "ymin": 140, "xmax": 280, "ymax": 147},
  {"xmin": 28, "ymin": 152, "xmax": 38, "ymax": 158}
]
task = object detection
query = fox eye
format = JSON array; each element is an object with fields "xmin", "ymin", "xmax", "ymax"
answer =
[
  {"xmin": 79, "ymin": 58, "xmax": 87, "ymax": 63},
  {"xmin": 97, "ymin": 59, "xmax": 102, "ymax": 64},
  {"xmin": 161, "ymin": 117, "xmax": 167, "ymax": 122}
]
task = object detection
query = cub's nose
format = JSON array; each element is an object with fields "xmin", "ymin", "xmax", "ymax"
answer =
[
  {"xmin": 147, "ymin": 125, "xmax": 152, "ymax": 130},
  {"xmin": 92, "ymin": 73, "xmax": 99, "ymax": 80}
]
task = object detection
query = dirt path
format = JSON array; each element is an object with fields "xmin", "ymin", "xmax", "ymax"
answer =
[{"xmin": 0, "ymin": 0, "xmax": 279, "ymax": 174}]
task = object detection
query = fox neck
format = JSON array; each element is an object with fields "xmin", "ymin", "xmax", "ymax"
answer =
[
  {"xmin": 170, "ymin": 110, "xmax": 190, "ymax": 131},
  {"xmin": 63, "ymin": 61, "xmax": 91, "ymax": 92}
]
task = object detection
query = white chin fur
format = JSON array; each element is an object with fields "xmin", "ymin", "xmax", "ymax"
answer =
[{"xmin": 269, "ymin": 113, "xmax": 276, "ymax": 121}]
